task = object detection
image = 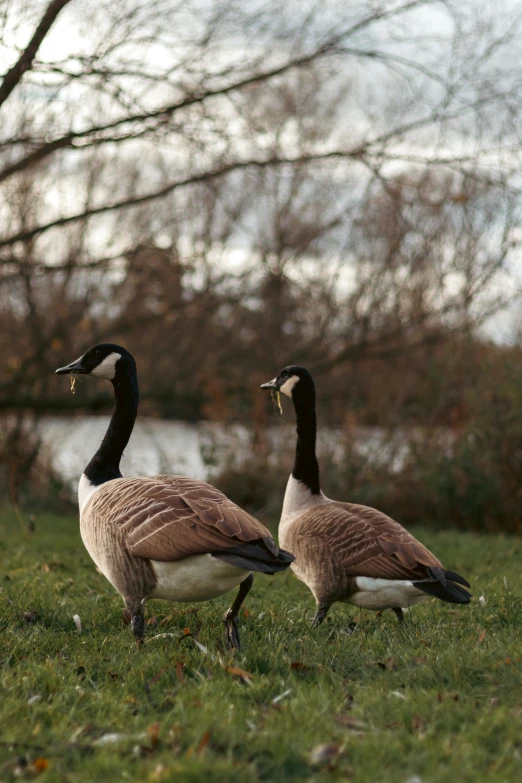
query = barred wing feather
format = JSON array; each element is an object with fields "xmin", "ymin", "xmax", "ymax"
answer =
[{"xmin": 84, "ymin": 475, "xmax": 278, "ymax": 562}]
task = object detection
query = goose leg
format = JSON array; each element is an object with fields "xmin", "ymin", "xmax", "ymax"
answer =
[
  {"xmin": 312, "ymin": 601, "xmax": 331, "ymax": 627},
  {"xmin": 125, "ymin": 597, "xmax": 145, "ymax": 645},
  {"xmin": 392, "ymin": 607, "xmax": 405, "ymax": 624},
  {"xmin": 224, "ymin": 573, "xmax": 254, "ymax": 651}
]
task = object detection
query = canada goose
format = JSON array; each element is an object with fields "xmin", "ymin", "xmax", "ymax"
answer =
[
  {"xmin": 261, "ymin": 366, "xmax": 470, "ymax": 625},
  {"xmin": 56, "ymin": 344, "xmax": 293, "ymax": 648}
]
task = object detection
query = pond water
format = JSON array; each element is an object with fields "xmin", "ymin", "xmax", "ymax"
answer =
[{"xmin": 38, "ymin": 416, "xmax": 412, "ymax": 498}]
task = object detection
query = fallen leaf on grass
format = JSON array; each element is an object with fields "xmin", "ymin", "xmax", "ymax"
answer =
[
  {"xmin": 391, "ymin": 691, "xmax": 406, "ymax": 700},
  {"xmin": 437, "ymin": 692, "xmax": 459, "ymax": 703},
  {"xmin": 224, "ymin": 666, "xmax": 253, "ymax": 685},
  {"xmin": 334, "ymin": 714, "xmax": 366, "ymax": 731},
  {"xmin": 372, "ymin": 657, "xmax": 396, "ymax": 671},
  {"xmin": 196, "ymin": 730, "xmax": 210, "ymax": 756},
  {"xmin": 476, "ymin": 629, "xmax": 486, "ymax": 644},
  {"xmin": 192, "ymin": 640, "xmax": 207, "ymax": 654},
  {"xmin": 147, "ymin": 722, "xmax": 160, "ymax": 747},
  {"xmin": 490, "ymin": 656, "xmax": 522, "ymax": 668},
  {"xmin": 33, "ymin": 757, "xmax": 49, "ymax": 773},
  {"xmin": 149, "ymin": 668, "xmax": 167, "ymax": 687},
  {"xmin": 41, "ymin": 561, "xmax": 66, "ymax": 572},
  {"xmin": 309, "ymin": 743, "xmax": 342, "ymax": 766},
  {"xmin": 290, "ymin": 662, "xmax": 311, "ymax": 673},
  {"xmin": 133, "ymin": 743, "xmax": 156, "ymax": 759},
  {"xmin": 28, "ymin": 695, "xmax": 42, "ymax": 706},
  {"xmin": 72, "ymin": 614, "xmax": 82, "ymax": 633},
  {"xmin": 290, "ymin": 661, "xmax": 323, "ymax": 674},
  {"xmin": 69, "ymin": 724, "xmax": 100, "ymax": 743},
  {"xmin": 411, "ymin": 713, "xmax": 426, "ymax": 737}
]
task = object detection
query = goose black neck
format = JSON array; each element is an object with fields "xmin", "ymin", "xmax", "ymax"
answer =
[
  {"xmin": 292, "ymin": 387, "xmax": 320, "ymax": 495},
  {"xmin": 84, "ymin": 367, "xmax": 139, "ymax": 486}
]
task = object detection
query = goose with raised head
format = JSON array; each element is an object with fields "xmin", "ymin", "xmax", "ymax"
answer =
[
  {"xmin": 261, "ymin": 366, "xmax": 470, "ymax": 625},
  {"xmin": 56, "ymin": 344, "xmax": 293, "ymax": 648}
]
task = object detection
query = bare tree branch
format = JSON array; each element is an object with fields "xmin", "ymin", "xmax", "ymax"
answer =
[{"xmin": 0, "ymin": 0, "xmax": 72, "ymax": 109}]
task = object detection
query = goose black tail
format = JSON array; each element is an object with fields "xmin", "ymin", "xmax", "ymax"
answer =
[
  {"xmin": 212, "ymin": 539, "xmax": 295, "ymax": 574},
  {"xmin": 414, "ymin": 568, "xmax": 471, "ymax": 604},
  {"xmin": 443, "ymin": 570, "xmax": 470, "ymax": 588}
]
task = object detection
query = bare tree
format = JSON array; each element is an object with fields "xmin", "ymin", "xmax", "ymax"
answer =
[{"xmin": 0, "ymin": 0, "xmax": 520, "ymax": 420}]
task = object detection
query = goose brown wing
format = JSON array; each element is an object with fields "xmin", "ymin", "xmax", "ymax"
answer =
[
  {"xmin": 85, "ymin": 475, "xmax": 278, "ymax": 561},
  {"xmin": 296, "ymin": 501, "xmax": 442, "ymax": 581}
]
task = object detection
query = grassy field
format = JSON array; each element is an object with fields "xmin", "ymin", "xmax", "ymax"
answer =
[{"xmin": 1, "ymin": 509, "xmax": 522, "ymax": 782}]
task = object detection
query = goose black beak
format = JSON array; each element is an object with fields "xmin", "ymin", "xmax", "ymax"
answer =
[
  {"xmin": 260, "ymin": 378, "xmax": 279, "ymax": 390},
  {"xmin": 55, "ymin": 359, "xmax": 86, "ymax": 375}
]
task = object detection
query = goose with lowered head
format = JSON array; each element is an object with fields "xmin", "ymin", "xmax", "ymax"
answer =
[
  {"xmin": 261, "ymin": 366, "xmax": 470, "ymax": 626},
  {"xmin": 56, "ymin": 344, "xmax": 293, "ymax": 648}
]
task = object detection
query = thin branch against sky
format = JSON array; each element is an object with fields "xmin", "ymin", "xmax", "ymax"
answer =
[{"xmin": 0, "ymin": 0, "xmax": 520, "ymax": 406}]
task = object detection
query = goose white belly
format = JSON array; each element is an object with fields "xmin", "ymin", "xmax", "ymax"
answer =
[
  {"xmin": 150, "ymin": 555, "xmax": 249, "ymax": 602},
  {"xmin": 349, "ymin": 577, "xmax": 426, "ymax": 610}
]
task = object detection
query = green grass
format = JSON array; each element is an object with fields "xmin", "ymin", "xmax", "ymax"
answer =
[{"xmin": 1, "ymin": 509, "xmax": 522, "ymax": 782}]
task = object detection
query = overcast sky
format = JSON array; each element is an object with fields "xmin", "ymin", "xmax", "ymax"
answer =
[{"xmin": 1, "ymin": 0, "xmax": 521, "ymax": 342}]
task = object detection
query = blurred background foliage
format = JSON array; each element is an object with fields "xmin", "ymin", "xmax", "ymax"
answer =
[{"xmin": 1, "ymin": 0, "xmax": 521, "ymax": 530}]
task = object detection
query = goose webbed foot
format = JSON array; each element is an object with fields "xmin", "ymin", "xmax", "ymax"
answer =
[
  {"xmin": 223, "ymin": 573, "xmax": 254, "ymax": 651},
  {"xmin": 312, "ymin": 602, "xmax": 331, "ymax": 627},
  {"xmin": 392, "ymin": 607, "xmax": 405, "ymax": 624}
]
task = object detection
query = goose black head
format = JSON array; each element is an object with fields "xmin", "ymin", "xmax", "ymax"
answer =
[
  {"xmin": 260, "ymin": 365, "xmax": 315, "ymax": 399},
  {"xmin": 55, "ymin": 343, "xmax": 135, "ymax": 382}
]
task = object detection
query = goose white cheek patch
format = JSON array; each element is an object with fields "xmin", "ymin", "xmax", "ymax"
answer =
[
  {"xmin": 279, "ymin": 375, "xmax": 299, "ymax": 397},
  {"xmin": 91, "ymin": 352, "xmax": 121, "ymax": 380}
]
